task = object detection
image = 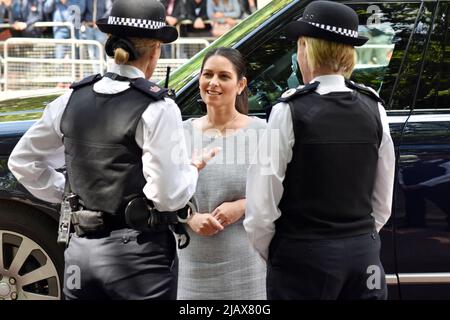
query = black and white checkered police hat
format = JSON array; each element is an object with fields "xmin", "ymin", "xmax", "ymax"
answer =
[
  {"xmin": 285, "ymin": 1, "xmax": 368, "ymax": 46},
  {"xmin": 97, "ymin": 0, "xmax": 178, "ymax": 43}
]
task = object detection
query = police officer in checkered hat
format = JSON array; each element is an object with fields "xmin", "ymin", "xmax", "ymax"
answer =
[
  {"xmin": 245, "ymin": 1, "xmax": 396, "ymax": 299},
  {"xmin": 8, "ymin": 0, "xmax": 217, "ymax": 300}
]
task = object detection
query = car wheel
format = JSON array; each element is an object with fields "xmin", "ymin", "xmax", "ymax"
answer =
[{"xmin": 0, "ymin": 203, "xmax": 64, "ymax": 300}]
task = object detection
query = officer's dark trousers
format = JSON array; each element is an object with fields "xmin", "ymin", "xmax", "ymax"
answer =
[
  {"xmin": 267, "ymin": 232, "xmax": 387, "ymax": 300},
  {"xmin": 63, "ymin": 228, "xmax": 177, "ymax": 300}
]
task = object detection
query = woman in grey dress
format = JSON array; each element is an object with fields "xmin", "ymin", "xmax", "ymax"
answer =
[{"xmin": 178, "ymin": 47, "xmax": 267, "ymax": 300}]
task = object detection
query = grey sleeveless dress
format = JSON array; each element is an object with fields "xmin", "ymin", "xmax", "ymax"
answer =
[{"xmin": 177, "ymin": 117, "xmax": 267, "ymax": 300}]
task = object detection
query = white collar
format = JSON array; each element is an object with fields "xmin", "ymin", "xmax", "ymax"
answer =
[
  {"xmin": 310, "ymin": 74, "xmax": 351, "ymax": 94},
  {"xmin": 109, "ymin": 62, "xmax": 145, "ymax": 79}
]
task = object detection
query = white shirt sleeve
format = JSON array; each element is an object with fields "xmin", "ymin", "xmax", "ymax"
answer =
[
  {"xmin": 7, "ymin": 92, "xmax": 71, "ymax": 204},
  {"xmin": 371, "ymin": 103, "xmax": 396, "ymax": 232},
  {"xmin": 244, "ymin": 102, "xmax": 294, "ymax": 261},
  {"xmin": 140, "ymin": 98, "xmax": 198, "ymax": 212}
]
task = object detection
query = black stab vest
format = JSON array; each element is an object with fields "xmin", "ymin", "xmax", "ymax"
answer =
[
  {"xmin": 60, "ymin": 80, "xmax": 163, "ymax": 215},
  {"xmin": 277, "ymin": 87, "xmax": 383, "ymax": 239}
]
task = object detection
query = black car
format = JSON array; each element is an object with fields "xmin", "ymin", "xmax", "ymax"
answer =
[{"xmin": 0, "ymin": 0, "xmax": 449, "ymax": 300}]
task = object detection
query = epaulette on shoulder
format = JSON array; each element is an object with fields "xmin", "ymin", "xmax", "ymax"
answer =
[
  {"xmin": 345, "ymin": 79, "xmax": 385, "ymax": 105},
  {"xmin": 277, "ymin": 81, "xmax": 319, "ymax": 103},
  {"xmin": 70, "ymin": 73, "xmax": 102, "ymax": 90},
  {"xmin": 130, "ymin": 78, "xmax": 169, "ymax": 101}
]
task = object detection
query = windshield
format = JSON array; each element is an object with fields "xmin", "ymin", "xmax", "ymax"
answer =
[{"xmin": 166, "ymin": 0, "xmax": 294, "ymax": 92}]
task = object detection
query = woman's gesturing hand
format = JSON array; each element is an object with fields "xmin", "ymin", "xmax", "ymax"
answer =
[{"xmin": 191, "ymin": 147, "xmax": 221, "ymax": 171}]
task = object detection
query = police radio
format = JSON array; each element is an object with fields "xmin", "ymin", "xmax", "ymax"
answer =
[
  {"xmin": 57, "ymin": 198, "xmax": 72, "ymax": 245},
  {"xmin": 57, "ymin": 194, "xmax": 78, "ymax": 245}
]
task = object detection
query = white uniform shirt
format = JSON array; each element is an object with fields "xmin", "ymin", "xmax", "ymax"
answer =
[
  {"xmin": 244, "ymin": 75, "xmax": 396, "ymax": 261},
  {"xmin": 8, "ymin": 63, "xmax": 198, "ymax": 212}
]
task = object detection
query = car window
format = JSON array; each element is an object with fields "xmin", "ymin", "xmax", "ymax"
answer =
[
  {"xmin": 178, "ymin": 0, "xmax": 302, "ymax": 118},
  {"xmin": 245, "ymin": 34, "xmax": 297, "ymax": 114},
  {"xmin": 387, "ymin": 2, "xmax": 438, "ymax": 111},
  {"xmin": 244, "ymin": 2, "xmax": 422, "ymax": 114},
  {"xmin": 415, "ymin": 1, "xmax": 450, "ymax": 110},
  {"xmin": 178, "ymin": 1, "xmax": 423, "ymax": 116}
]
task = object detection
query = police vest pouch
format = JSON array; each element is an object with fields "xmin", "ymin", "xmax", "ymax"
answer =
[
  {"xmin": 124, "ymin": 197, "xmax": 191, "ymax": 248},
  {"xmin": 124, "ymin": 197, "xmax": 151, "ymax": 231},
  {"xmin": 71, "ymin": 210, "xmax": 105, "ymax": 237},
  {"xmin": 125, "ymin": 197, "xmax": 179, "ymax": 229}
]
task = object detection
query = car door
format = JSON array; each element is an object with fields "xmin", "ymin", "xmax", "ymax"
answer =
[
  {"xmin": 351, "ymin": 1, "xmax": 426, "ymax": 299},
  {"xmin": 393, "ymin": 0, "xmax": 450, "ymax": 299}
]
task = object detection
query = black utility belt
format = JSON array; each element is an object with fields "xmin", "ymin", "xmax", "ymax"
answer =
[
  {"xmin": 124, "ymin": 197, "xmax": 179, "ymax": 231},
  {"xmin": 70, "ymin": 210, "xmax": 177, "ymax": 236},
  {"xmin": 69, "ymin": 197, "xmax": 191, "ymax": 249}
]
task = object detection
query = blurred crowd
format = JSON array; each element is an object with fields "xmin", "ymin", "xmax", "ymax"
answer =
[{"xmin": 0, "ymin": 0, "xmax": 263, "ymax": 43}]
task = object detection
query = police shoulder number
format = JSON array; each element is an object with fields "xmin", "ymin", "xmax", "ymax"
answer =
[{"xmin": 281, "ymin": 88, "xmax": 298, "ymax": 99}]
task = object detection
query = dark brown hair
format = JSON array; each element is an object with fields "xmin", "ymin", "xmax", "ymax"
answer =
[{"xmin": 200, "ymin": 47, "xmax": 249, "ymax": 115}]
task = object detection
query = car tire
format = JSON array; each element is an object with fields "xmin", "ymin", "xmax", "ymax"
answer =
[{"xmin": 0, "ymin": 202, "xmax": 64, "ymax": 300}]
